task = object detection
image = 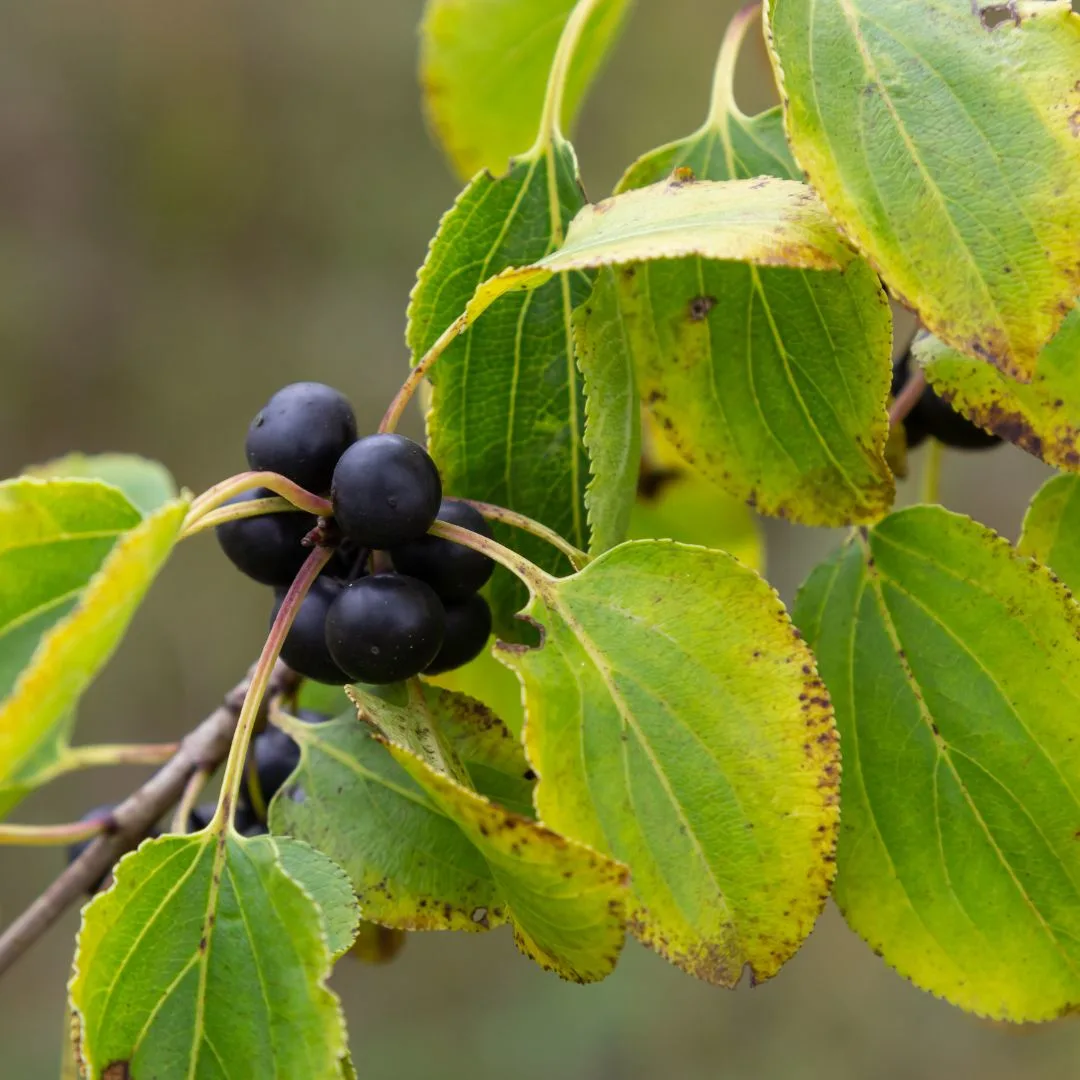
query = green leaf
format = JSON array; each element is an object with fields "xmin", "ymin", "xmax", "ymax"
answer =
[
  {"xmin": 502, "ymin": 540, "xmax": 840, "ymax": 985},
  {"xmin": 420, "ymin": 0, "xmax": 630, "ymax": 179},
  {"xmin": 766, "ymin": 0, "xmax": 1080, "ymax": 379},
  {"xmin": 424, "ymin": 646, "xmax": 527, "ymax": 738},
  {"xmin": 263, "ymin": 836, "xmax": 360, "ymax": 960},
  {"xmin": 795, "ymin": 506, "xmax": 1080, "ymax": 1021},
  {"xmin": 583, "ymin": 10, "xmax": 893, "ymax": 525},
  {"xmin": 346, "ymin": 682, "xmax": 535, "ymax": 818},
  {"xmin": 573, "ymin": 267, "xmax": 641, "ymax": 554},
  {"xmin": 69, "ymin": 831, "xmax": 349, "ymax": 1078},
  {"xmin": 0, "ymin": 480, "xmax": 187, "ymax": 818},
  {"xmin": 915, "ymin": 308, "xmax": 1080, "ymax": 473},
  {"xmin": 24, "ymin": 453, "xmax": 179, "ymax": 515},
  {"xmin": 408, "ymin": 133, "xmax": 591, "ymax": 637},
  {"xmin": 271, "ymin": 703, "xmax": 629, "ymax": 983},
  {"xmin": 1019, "ymin": 473, "xmax": 1080, "ymax": 593},
  {"xmin": 382, "ymin": 736, "xmax": 628, "ymax": 982}
]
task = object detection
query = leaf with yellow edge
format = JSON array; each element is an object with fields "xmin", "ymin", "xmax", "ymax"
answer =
[
  {"xmin": 1019, "ymin": 472, "xmax": 1080, "ymax": 593},
  {"xmin": 915, "ymin": 309, "xmax": 1080, "ymax": 473},
  {"xmin": 70, "ymin": 830, "xmax": 351, "ymax": 1078},
  {"xmin": 420, "ymin": 0, "xmax": 630, "ymax": 178},
  {"xmin": 796, "ymin": 506, "xmax": 1080, "ymax": 1021},
  {"xmin": 766, "ymin": 0, "xmax": 1080, "ymax": 378},
  {"xmin": 0, "ymin": 479, "xmax": 187, "ymax": 818},
  {"xmin": 24, "ymin": 452, "xmax": 178, "ymax": 515},
  {"xmin": 501, "ymin": 540, "xmax": 839, "ymax": 985}
]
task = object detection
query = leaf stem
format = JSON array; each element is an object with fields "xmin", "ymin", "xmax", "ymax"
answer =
[
  {"xmin": 888, "ymin": 369, "xmax": 927, "ymax": 429},
  {"xmin": 462, "ymin": 499, "xmax": 590, "ymax": 570},
  {"xmin": 244, "ymin": 754, "xmax": 268, "ymax": 823},
  {"xmin": 62, "ymin": 741, "xmax": 180, "ymax": 770},
  {"xmin": 171, "ymin": 767, "xmax": 211, "ymax": 833},
  {"xmin": 531, "ymin": 0, "xmax": 607, "ymax": 151},
  {"xmin": 184, "ymin": 472, "xmax": 332, "ymax": 533},
  {"xmin": 707, "ymin": 2, "xmax": 761, "ymax": 125},
  {"xmin": 429, "ymin": 520, "xmax": 556, "ymax": 599},
  {"xmin": 181, "ymin": 496, "xmax": 300, "ymax": 538},
  {"xmin": 212, "ymin": 547, "xmax": 333, "ymax": 829},
  {"xmin": 0, "ymin": 818, "xmax": 110, "ymax": 848},
  {"xmin": 380, "ymin": 311, "xmax": 470, "ymax": 434},
  {"xmin": 921, "ymin": 439, "xmax": 944, "ymax": 505}
]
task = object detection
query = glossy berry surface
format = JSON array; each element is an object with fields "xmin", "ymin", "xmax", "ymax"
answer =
[
  {"xmin": 325, "ymin": 574, "xmax": 444, "ymax": 684},
  {"xmin": 425, "ymin": 593, "xmax": 492, "ymax": 675},
  {"xmin": 273, "ymin": 578, "xmax": 351, "ymax": 685},
  {"xmin": 215, "ymin": 489, "xmax": 315, "ymax": 586},
  {"xmin": 391, "ymin": 498, "xmax": 494, "ymax": 602},
  {"xmin": 891, "ymin": 351, "xmax": 1000, "ymax": 451},
  {"xmin": 246, "ymin": 382, "xmax": 357, "ymax": 494},
  {"xmin": 331, "ymin": 434, "xmax": 442, "ymax": 550}
]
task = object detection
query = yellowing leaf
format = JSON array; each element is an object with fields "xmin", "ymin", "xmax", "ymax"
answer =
[{"xmin": 767, "ymin": 0, "xmax": 1080, "ymax": 378}]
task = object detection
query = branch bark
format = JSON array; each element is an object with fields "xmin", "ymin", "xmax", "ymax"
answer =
[{"xmin": 0, "ymin": 661, "xmax": 298, "ymax": 978}]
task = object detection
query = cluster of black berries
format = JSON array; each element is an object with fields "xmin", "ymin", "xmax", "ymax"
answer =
[
  {"xmin": 216, "ymin": 382, "xmax": 494, "ymax": 685},
  {"xmin": 892, "ymin": 350, "xmax": 1001, "ymax": 451}
]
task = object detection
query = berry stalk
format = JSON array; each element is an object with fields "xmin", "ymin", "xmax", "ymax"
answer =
[
  {"xmin": 181, "ymin": 495, "xmax": 298, "ymax": 538},
  {"xmin": 184, "ymin": 471, "xmax": 332, "ymax": 533},
  {"xmin": 211, "ymin": 545, "xmax": 333, "ymax": 830},
  {"xmin": 428, "ymin": 520, "xmax": 556, "ymax": 600},
  {"xmin": 171, "ymin": 767, "xmax": 211, "ymax": 833},
  {"xmin": 462, "ymin": 499, "xmax": 590, "ymax": 570},
  {"xmin": 888, "ymin": 369, "xmax": 927, "ymax": 430}
]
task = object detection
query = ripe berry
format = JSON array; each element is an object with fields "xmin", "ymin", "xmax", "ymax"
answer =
[
  {"xmin": 425, "ymin": 594, "xmax": 492, "ymax": 675},
  {"xmin": 246, "ymin": 382, "xmax": 357, "ymax": 494},
  {"xmin": 216, "ymin": 489, "xmax": 315, "ymax": 586},
  {"xmin": 391, "ymin": 499, "xmax": 494, "ymax": 602},
  {"xmin": 331, "ymin": 434, "xmax": 442, "ymax": 550},
  {"xmin": 891, "ymin": 351, "xmax": 1000, "ymax": 451},
  {"xmin": 273, "ymin": 578, "xmax": 351, "ymax": 684},
  {"xmin": 325, "ymin": 574, "xmax": 445, "ymax": 684}
]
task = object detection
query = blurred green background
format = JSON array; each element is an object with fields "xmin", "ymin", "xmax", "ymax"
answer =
[{"xmin": 0, "ymin": 1, "xmax": 1075, "ymax": 1076}]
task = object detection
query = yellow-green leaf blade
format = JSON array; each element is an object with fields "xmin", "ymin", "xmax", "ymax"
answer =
[
  {"xmin": 1019, "ymin": 473, "xmax": 1080, "ymax": 593},
  {"xmin": 796, "ymin": 506, "xmax": 1080, "ymax": 1021},
  {"xmin": 504, "ymin": 540, "xmax": 839, "ymax": 985},
  {"xmin": 420, "ymin": 0, "xmax": 630, "ymax": 179},
  {"xmin": 69, "ymin": 832, "xmax": 348, "ymax": 1078},
  {"xmin": 24, "ymin": 453, "xmax": 179, "ymax": 515},
  {"xmin": 915, "ymin": 309, "xmax": 1080, "ymax": 472},
  {"xmin": 384, "ymin": 738, "xmax": 628, "ymax": 983},
  {"xmin": 0, "ymin": 480, "xmax": 187, "ymax": 818},
  {"xmin": 767, "ymin": 0, "xmax": 1080, "ymax": 378}
]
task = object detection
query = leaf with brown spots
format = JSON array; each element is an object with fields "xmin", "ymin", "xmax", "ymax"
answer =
[
  {"xmin": 1020, "ymin": 471, "xmax": 1080, "ymax": 593},
  {"xmin": 501, "ymin": 540, "xmax": 839, "ymax": 986},
  {"xmin": 915, "ymin": 308, "xmax": 1080, "ymax": 473},
  {"xmin": 69, "ymin": 830, "xmax": 351, "ymax": 1078},
  {"xmin": 796, "ymin": 506, "xmax": 1080, "ymax": 1021},
  {"xmin": 767, "ymin": 0, "xmax": 1080, "ymax": 378}
]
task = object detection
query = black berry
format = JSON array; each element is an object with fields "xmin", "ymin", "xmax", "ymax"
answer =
[
  {"xmin": 246, "ymin": 382, "xmax": 357, "ymax": 494},
  {"xmin": 391, "ymin": 499, "xmax": 494, "ymax": 602},
  {"xmin": 325, "ymin": 574, "xmax": 445, "ymax": 684},
  {"xmin": 216, "ymin": 489, "xmax": 315, "ymax": 586},
  {"xmin": 892, "ymin": 351, "xmax": 1000, "ymax": 451},
  {"xmin": 331, "ymin": 434, "xmax": 442, "ymax": 550},
  {"xmin": 425, "ymin": 594, "xmax": 493, "ymax": 675},
  {"xmin": 273, "ymin": 578, "xmax": 351, "ymax": 684}
]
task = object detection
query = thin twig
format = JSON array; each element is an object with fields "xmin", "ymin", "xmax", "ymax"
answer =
[
  {"xmin": 171, "ymin": 768, "xmax": 211, "ymax": 834},
  {"xmin": 0, "ymin": 661, "xmax": 298, "ymax": 978},
  {"xmin": 888, "ymin": 369, "xmax": 927, "ymax": 429}
]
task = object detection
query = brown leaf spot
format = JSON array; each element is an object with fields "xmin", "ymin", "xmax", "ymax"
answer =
[
  {"xmin": 687, "ymin": 295, "xmax": 717, "ymax": 322},
  {"xmin": 103, "ymin": 1063, "xmax": 132, "ymax": 1080}
]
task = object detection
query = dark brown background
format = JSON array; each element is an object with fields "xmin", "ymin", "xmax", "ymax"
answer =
[{"xmin": 0, "ymin": 1, "xmax": 1074, "ymax": 1075}]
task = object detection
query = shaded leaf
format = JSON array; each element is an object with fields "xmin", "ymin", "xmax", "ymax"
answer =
[
  {"xmin": 573, "ymin": 267, "xmax": 641, "ymax": 554},
  {"xmin": 24, "ymin": 453, "xmax": 178, "ymax": 515},
  {"xmin": 0, "ymin": 480, "xmax": 187, "ymax": 818},
  {"xmin": 420, "ymin": 0, "xmax": 630, "ymax": 178},
  {"xmin": 502, "ymin": 540, "xmax": 839, "ymax": 985},
  {"xmin": 796, "ymin": 506, "xmax": 1080, "ymax": 1021},
  {"xmin": 424, "ymin": 645, "xmax": 527, "ymax": 738},
  {"xmin": 589, "ymin": 11, "xmax": 892, "ymax": 525},
  {"xmin": 766, "ymin": 0, "xmax": 1080, "ymax": 378},
  {"xmin": 69, "ymin": 831, "xmax": 348, "ymax": 1078},
  {"xmin": 1019, "ymin": 473, "xmax": 1080, "ymax": 593},
  {"xmin": 915, "ymin": 309, "xmax": 1080, "ymax": 473},
  {"xmin": 264, "ymin": 836, "xmax": 360, "ymax": 960}
]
